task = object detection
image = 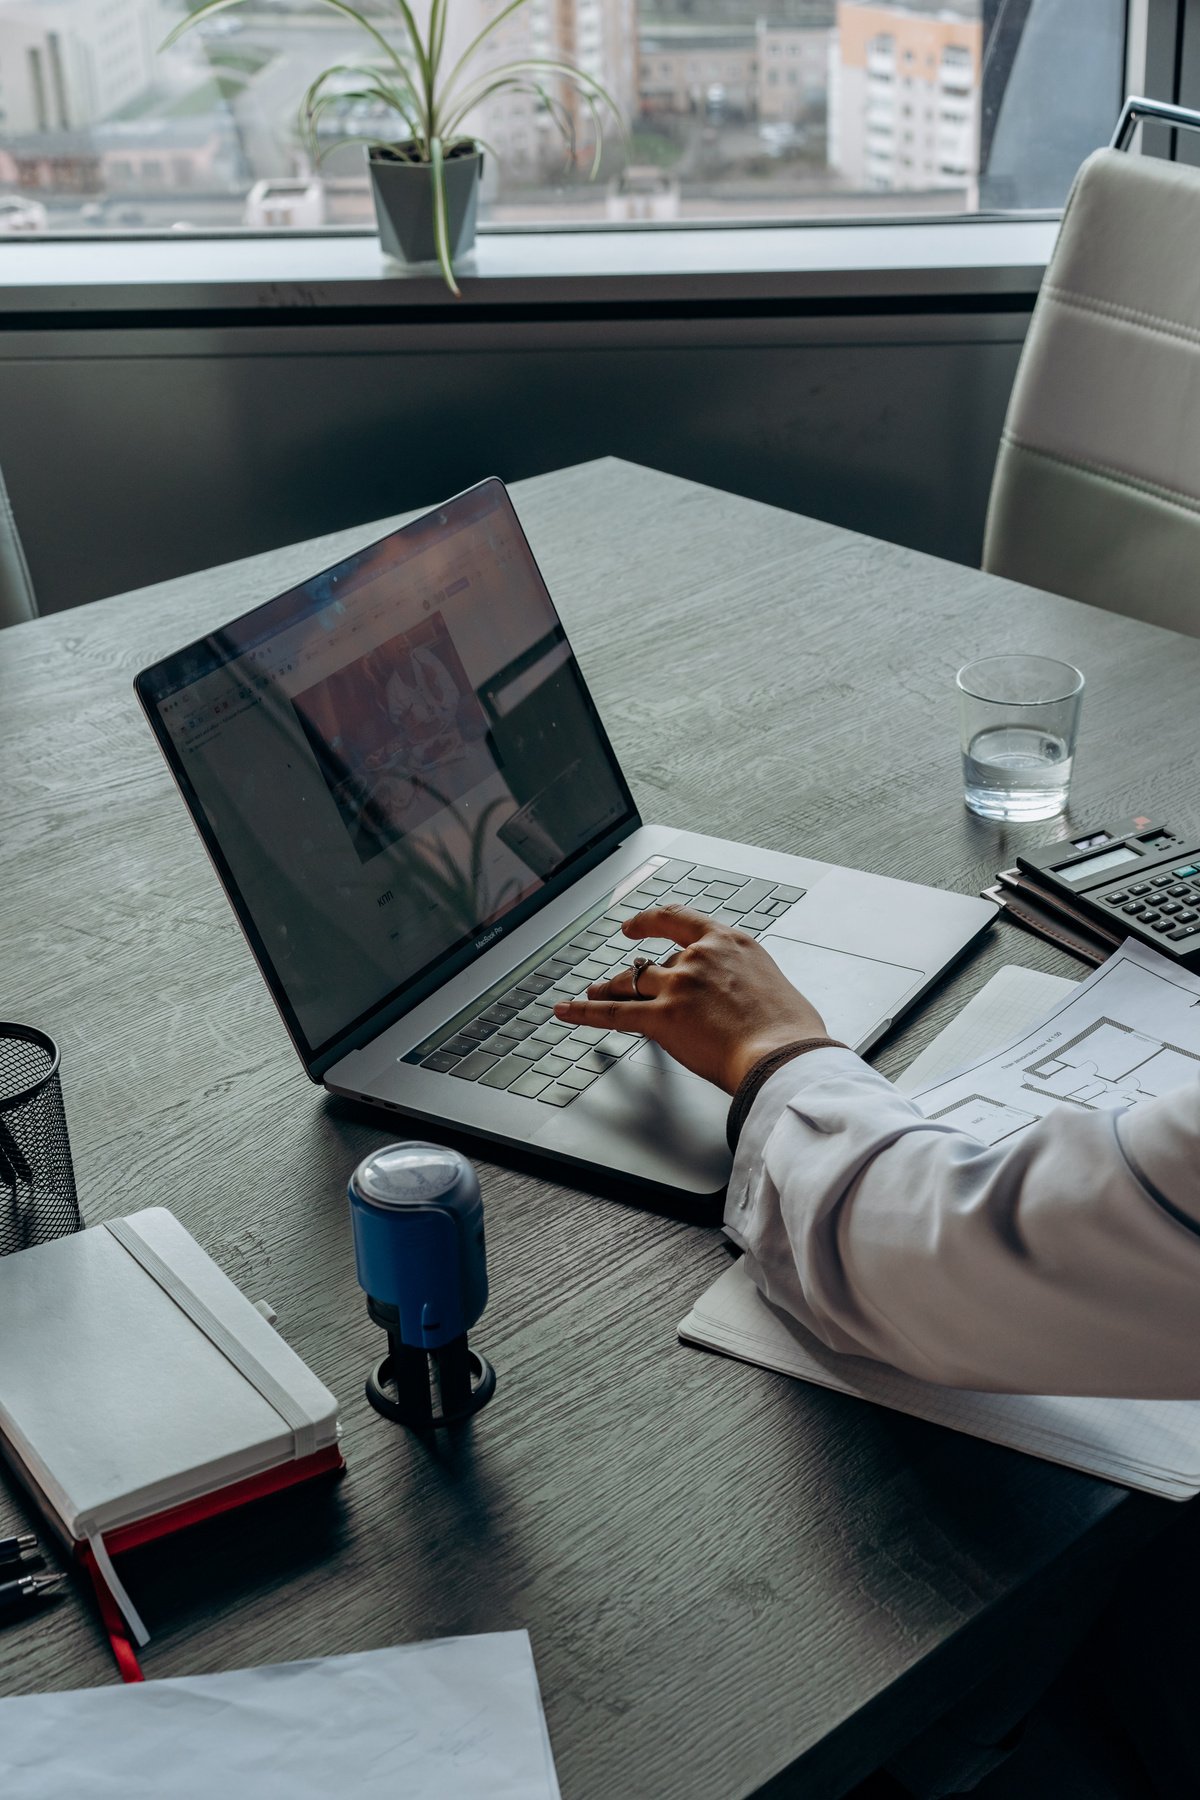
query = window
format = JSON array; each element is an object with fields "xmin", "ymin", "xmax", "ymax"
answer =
[{"xmin": 0, "ymin": 0, "xmax": 1126, "ymax": 236}]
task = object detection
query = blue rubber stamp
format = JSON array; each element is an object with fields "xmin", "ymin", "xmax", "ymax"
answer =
[{"xmin": 349, "ymin": 1142, "xmax": 496, "ymax": 1430}]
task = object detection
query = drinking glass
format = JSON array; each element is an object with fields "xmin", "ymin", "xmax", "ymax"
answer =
[{"xmin": 957, "ymin": 655, "xmax": 1084, "ymax": 822}]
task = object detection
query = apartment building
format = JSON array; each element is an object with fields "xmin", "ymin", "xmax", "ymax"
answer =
[
  {"xmin": 443, "ymin": 0, "xmax": 637, "ymax": 175},
  {"xmin": 0, "ymin": 0, "xmax": 156, "ymax": 135},
  {"xmin": 757, "ymin": 21, "xmax": 834, "ymax": 124},
  {"xmin": 638, "ymin": 19, "xmax": 834, "ymax": 123},
  {"xmin": 637, "ymin": 24, "xmax": 759, "ymax": 117},
  {"xmin": 553, "ymin": 0, "xmax": 639, "ymax": 145},
  {"xmin": 828, "ymin": 0, "xmax": 981, "ymax": 194}
]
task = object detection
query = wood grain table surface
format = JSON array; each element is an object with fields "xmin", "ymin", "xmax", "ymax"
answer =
[{"xmin": 0, "ymin": 456, "xmax": 1194, "ymax": 1799}]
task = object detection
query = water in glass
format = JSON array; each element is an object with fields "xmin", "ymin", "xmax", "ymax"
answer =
[{"xmin": 962, "ymin": 725, "xmax": 1072, "ymax": 822}]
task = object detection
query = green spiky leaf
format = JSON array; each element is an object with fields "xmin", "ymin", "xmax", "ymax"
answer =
[{"xmin": 159, "ymin": 0, "xmax": 623, "ymax": 294}]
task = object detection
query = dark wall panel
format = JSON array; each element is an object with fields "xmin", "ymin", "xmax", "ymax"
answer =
[{"xmin": 0, "ymin": 321, "xmax": 1027, "ymax": 614}]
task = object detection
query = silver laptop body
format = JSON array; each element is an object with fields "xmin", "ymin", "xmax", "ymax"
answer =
[{"xmin": 136, "ymin": 479, "xmax": 995, "ymax": 1198}]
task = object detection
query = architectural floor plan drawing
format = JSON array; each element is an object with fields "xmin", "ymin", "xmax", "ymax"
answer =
[
  {"xmin": 924, "ymin": 1093, "xmax": 1041, "ymax": 1146},
  {"xmin": 1023, "ymin": 1020, "xmax": 1200, "ymax": 1110},
  {"xmin": 910, "ymin": 942, "xmax": 1200, "ymax": 1148}
]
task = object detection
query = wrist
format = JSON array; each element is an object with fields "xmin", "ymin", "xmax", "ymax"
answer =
[
  {"xmin": 725, "ymin": 1034, "xmax": 848, "ymax": 1151},
  {"xmin": 725, "ymin": 1025, "xmax": 827, "ymax": 1093}
]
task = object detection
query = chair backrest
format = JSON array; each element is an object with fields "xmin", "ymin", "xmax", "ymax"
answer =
[
  {"xmin": 983, "ymin": 145, "xmax": 1200, "ymax": 637},
  {"xmin": 0, "ymin": 464, "xmax": 37, "ymax": 627}
]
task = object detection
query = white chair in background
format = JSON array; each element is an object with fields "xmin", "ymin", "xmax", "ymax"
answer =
[
  {"xmin": 0, "ymin": 464, "xmax": 37, "ymax": 627},
  {"xmin": 984, "ymin": 97, "xmax": 1200, "ymax": 638}
]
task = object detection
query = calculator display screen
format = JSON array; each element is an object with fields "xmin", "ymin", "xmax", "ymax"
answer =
[{"xmin": 1060, "ymin": 845, "xmax": 1141, "ymax": 883}]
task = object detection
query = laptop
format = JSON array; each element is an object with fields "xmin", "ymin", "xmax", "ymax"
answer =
[{"xmin": 135, "ymin": 478, "xmax": 995, "ymax": 1197}]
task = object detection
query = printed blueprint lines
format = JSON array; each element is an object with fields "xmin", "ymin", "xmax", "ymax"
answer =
[
  {"xmin": 1023, "ymin": 1017, "xmax": 1200, "ymax": 1111},
  {"xmin": 925, "ymin": 1093, "xmax": 1040, "ymax": 1146},
  {"xmin": 923, "ymin": 1017, "xmax": 1200, "ymax": 1135},
  {"xmin": 909, "ymin": 944, "xmax": 1200, "ymax": 1151}
]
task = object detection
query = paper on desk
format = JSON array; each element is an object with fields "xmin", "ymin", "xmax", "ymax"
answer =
[
  {"xmin": 904, "ymin": 938, "xmax": 1200, "ymax": 1145},
  {"xmin": 0, "ymin": 1631, "xmax": 561, "ymax": 1800},
  {"xmin": 895, "ymin": 964, "xmax": 1077, "ymax": 1096},
  {"xmin": 680, "ymin": 1260, "xmax": 1200, "ymax": 1497}
]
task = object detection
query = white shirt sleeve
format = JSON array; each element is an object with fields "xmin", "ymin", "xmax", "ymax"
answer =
[{"xmin": 723, "ymin": 1047, "xmax": 1200, "ymax": 1398}]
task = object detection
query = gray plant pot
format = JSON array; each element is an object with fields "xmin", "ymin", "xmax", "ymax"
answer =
[{"xmin": 368, "ymin": 145, "xmax": 483, "ymax": 268}]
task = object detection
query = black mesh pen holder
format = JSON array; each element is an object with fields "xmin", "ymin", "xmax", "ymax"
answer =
[{"xmin": 0, "ymin": 1024, "xmax": 81, "ymax": 1257}]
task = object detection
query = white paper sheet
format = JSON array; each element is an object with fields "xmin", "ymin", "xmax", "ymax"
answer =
[
  {"xmin": 0, "ymin": 1631, "xmax": 562, "ymax": 1800},
  {"xmin": 905, "ymin": 939, "xmax": 1200, "ymax": 1142},
  {"xmin": 894, "ymin": 965, "xmax": 1077, "ymax": 1096},
  {"xmin": 679, "ymin": 1260, "xmax": 1200, "ymax": 1498}
]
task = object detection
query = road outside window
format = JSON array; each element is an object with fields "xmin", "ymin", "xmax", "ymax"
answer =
[{"xmin": 0, "ymin": 0, "xmax": 1125, "ymax": 236}]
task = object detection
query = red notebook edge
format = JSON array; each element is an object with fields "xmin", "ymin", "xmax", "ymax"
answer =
[
  {"xmin": 2, "ymin": 1434, "xmax": 345, "ymax": 1683},
  {"xmin": 79, "ymin": 1443, "xmax": 347, "ymax": 1682},
  {"xmin": 96, "ymin": 1442, "xmax": 346, "ymax": 1559}
]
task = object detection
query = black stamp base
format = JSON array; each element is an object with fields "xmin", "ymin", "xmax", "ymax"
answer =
[{"xmin": 366, "ymin": 1332, "xmax": 496, "ymax": 1430}]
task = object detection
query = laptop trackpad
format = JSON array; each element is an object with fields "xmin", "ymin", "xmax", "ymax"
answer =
[
  {"xmin": 535, "ymin": 1042, "xmax": 732, "ymax": 1195},
  {"xmin": 758, "ymin": 935, "xmax": 922, "ymax": 1051}
]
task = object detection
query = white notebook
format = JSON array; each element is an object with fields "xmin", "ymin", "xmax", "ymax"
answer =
[
  {"xmin": 679, "ymin": 965, "xmax": 1200, "ymax": 1500},
  {"xmin": 0, "ymin": 1208, "xmax": 341, "ymax": 1648}
]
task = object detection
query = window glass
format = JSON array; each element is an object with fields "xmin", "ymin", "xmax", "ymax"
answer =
[{"xmin": 0, "ymin": 0, "xmax": 1125, "ymax": 236}]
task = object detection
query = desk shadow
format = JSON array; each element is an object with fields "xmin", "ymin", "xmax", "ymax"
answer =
[
  {"xmin": 112, "ymin": 1472, "xmax": 349, "ymax": 1641},
  {"xmin": 350, "ymin": 1406, "xmax": 537, "ymax": 1642}
]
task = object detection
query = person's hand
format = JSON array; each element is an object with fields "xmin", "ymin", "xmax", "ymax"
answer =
[{"xmin": 553, "ymin": 906, "xmax": 828, "ymax": 1094}]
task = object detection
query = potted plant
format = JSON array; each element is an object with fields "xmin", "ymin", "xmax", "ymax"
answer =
[{"xmin": 162, "ymin": 0, "xmax": 622, "ymax": 295}]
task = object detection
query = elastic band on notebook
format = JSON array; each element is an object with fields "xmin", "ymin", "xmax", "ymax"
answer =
[
  {"xmin": 103, "ymin": 1217, "xmax": 318, "ymax": 1458},
  {"xmin": 87, "ymin": 1530, "xmax": 150, "ymax": 1649}
]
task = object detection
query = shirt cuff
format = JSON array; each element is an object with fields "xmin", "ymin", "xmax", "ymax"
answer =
[
  {"xmin": 726, "ymin": 1037, "xmax": 847, "ymax": 1150},
  {"xmin": 724, "ymin": 1045, "xmax": 871, "ymax": 1229}
]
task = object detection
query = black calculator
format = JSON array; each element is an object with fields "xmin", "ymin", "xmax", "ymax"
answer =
[{"xmin": 1017, "ymin": 822, "xmax": 1200, "ymax": 972}]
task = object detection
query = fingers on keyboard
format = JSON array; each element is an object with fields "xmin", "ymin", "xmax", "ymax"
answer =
[{"xmin": 417, "ymin": 867, "xmax": 804, "ymax": 1099}]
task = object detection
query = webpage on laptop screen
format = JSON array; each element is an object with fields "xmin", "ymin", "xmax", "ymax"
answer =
[{"xmin": 154, "ymin": 485, "xmax": 631, "ymax": 1059}]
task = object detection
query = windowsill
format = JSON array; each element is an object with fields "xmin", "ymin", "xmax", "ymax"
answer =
[{"xmin": 0, "ymin": 215, "xmax": 1059, "ymax": 317}]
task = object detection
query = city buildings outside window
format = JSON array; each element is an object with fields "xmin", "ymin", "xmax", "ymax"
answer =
[{"xmin": 0, "ymin": 0, "xmax": 1125, "ymax": 235}]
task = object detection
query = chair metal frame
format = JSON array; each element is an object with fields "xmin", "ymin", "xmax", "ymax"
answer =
[{"xmin": 1111, "ymin": 94, "xmax": 1200, "ymax": 150}]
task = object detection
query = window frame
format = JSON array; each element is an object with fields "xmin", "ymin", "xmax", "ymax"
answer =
[{"xmin": 0, "ymin": 0, "xmax": 1156, "ymax": 312}]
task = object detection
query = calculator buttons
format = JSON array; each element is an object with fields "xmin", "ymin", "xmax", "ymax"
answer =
[
  {"xmin": 1168, "ymin": 926, "xmax": 1197, "ymax": 941},
  {"xmin": 1177, "ymin": 910, "xmax": 1199, "ymax": 925},
  {"xmin": 1150, "ymin": 875, "xmax": 1173, "ymax": 888},
  {"xmin": 1159, "ymin": 901, "xmax": 1183, "ymax": 915},
  {"xmin": 1106, "ymin": 891, "xmax": 1130, "ymax": 904},
  {"xmin": 1141, "ymin": 911, "xmax": 1162, "ymax": 926},
  {"xmin": 1128, "ymin": 883, "xmax": 1152, "ymax": 895},
  {"xmin": 1122, "ymin": 902, "xmax": 1146, "ymax": 915},
  {"xmin": 1174, "ymin": 865, "xmax": 1200, "ymax": 878}
]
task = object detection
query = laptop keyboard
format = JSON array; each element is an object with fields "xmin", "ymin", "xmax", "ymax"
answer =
[{"xmin": 404, "ymin": 858, "xmax": 806, "ymax": 1109}]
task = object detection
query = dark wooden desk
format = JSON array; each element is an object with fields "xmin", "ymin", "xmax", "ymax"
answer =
[{"xmin": 0, "ymin": 458, "xmax": 1192, "ymax": 1798}]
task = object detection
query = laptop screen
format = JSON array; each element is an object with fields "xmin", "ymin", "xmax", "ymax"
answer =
[{"xmin": 136, "ymin": 480, "xmax": 637, "ymax": 1071}]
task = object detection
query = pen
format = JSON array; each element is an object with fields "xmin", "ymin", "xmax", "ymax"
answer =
[
  {"xmin": 0, "ymin": 1533, "xmax": 38, "ymax": 1568},
  {"xmin": 0, "ymin": 1572, "xmax": 66, "ymax": 1617}
]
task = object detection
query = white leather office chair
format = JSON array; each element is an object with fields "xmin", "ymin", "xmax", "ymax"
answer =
[
  {"xmin": 983, "ymin": 98, "xmax": 1200, "ymax": 638},
  {"xmin": 0, "ymin": 463, "xmax": 37, "ymax": 626}
]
